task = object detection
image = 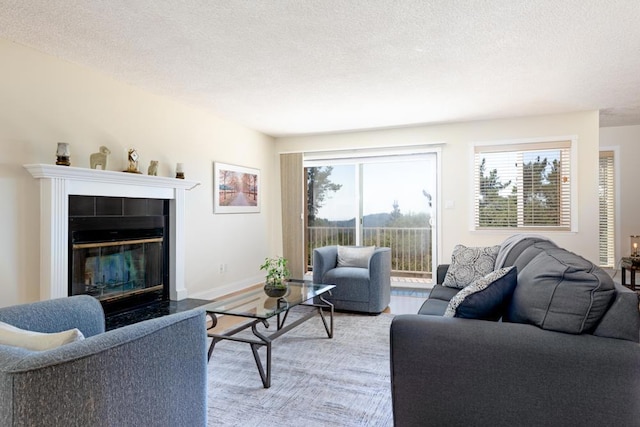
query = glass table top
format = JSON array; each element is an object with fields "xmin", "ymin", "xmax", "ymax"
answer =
[{"xmin": 200, "ymin": 279, "xmax": 335, "ymax": 320}]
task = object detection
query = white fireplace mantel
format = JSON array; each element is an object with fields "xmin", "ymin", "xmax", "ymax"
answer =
[{"xmin": 25, "ymin": 164, "xmax": 200, "ymax": 301}]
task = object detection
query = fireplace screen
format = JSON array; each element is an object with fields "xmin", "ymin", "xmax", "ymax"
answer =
[{"xmin": 71, "ymin": 237, "xmax": 164, "ymax": 301}]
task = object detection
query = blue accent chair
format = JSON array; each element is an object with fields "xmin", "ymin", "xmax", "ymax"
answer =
[
  {"xmin": 312, "ymin": 246, "xmax": 391, "ymax": 314},
  {"xmin": 0, "ymin": 295, "xmax": 207, "ymax": 426}
]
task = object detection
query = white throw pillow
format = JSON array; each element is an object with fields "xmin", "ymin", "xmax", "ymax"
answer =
[
  {"xmin": 337, "ymin": 246, "xmax": 376, "ymax": 268},
  {"xmin": 0, "ymin": 321, "xmax": 85, "ymax": 351}
]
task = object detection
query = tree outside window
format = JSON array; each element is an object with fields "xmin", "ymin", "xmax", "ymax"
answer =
[{"xmin": 475, "ymin": 140, "xmax": 572, "ymax": 230}]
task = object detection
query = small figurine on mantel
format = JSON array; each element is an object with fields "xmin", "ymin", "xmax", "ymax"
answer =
[
  {"xmin": 147, "ymin": 160, "xmax": 158, "ymax": 176},
  {"xmin": 90, "ymin": 146, "xmax": 111, "ymax": 170},
  {"xmin": 124, "ymin": 148, "xmax": 142, "ymax": 174}
]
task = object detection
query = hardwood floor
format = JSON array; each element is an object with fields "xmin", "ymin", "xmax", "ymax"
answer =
[
  {"xmin": 207, "ymin": 287, "xmax": 430, "ymax": 334},
  {"xmin": 386, "ymin": 288, "xmax": 429, "ymax": 314},
  {"xmin": 106, "ymin": 282, "xmax": 431, "ymax": 332},
  {"xmin": 104, "ymin": 279, "xmax": 432, "ymax": 333}
]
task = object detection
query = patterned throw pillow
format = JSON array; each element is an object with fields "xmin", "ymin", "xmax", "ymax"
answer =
[
  {"xmin": 444, "ymin": 267, "xmax": 517, "ymax": 320},
  {"xmin": 442, "ymin": 244, "xmax": 500, "ymax": 289}
]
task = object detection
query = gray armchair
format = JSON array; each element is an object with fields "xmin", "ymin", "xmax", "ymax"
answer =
[
  {"xmin": 0, "ymin": 295, "xmax": 207, "ymax": 427},
  {"xmin": 312, "ymin": 246, "xmax": 391, "ymax": 314}
]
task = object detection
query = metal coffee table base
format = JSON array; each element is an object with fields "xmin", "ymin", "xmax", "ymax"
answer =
[{"xmin": 207, "ymin": 297, "xmax": 334, "ymax": 388}]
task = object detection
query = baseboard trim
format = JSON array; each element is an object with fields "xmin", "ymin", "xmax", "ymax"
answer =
[{"xmin": 189, "ymin": 275, "xmax": 263, "ymax": 301}]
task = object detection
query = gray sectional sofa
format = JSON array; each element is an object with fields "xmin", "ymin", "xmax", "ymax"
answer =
[
  {"xmin": 0, "ymin": 295, "xmax": 207, "ymax": 426},
  {"xmin": 390, "ymin": 237, "xmax": 640, "ymax": 426}
]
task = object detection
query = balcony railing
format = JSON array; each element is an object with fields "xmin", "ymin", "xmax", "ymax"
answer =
[{"xmin": 307, "ymin": 226, "xmax": 432, "ymax": 276}]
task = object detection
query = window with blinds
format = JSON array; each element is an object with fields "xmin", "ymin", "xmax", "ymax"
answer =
[
  {"xmin": 474, "ymin": 140, "xmax": 572, "ymax": 230},
  {"xmin": 599, "ymin": 151, "xmax": 615, "ymax": 267}
]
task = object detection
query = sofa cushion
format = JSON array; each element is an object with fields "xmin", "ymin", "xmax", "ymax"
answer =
[
  {"xmin": 444, "ymin": 267, "xmax": 517, "ymax": 320},
  {"xmin": 418, "ymin": 298, "xmax": 450, "ymax": 316},
  {"xmin": 0, "ymin": 321, "xmax": 84, "ymax": 351},
  {"xmin": 442, "ymin": 244, "xmax": 500, "ymax": 289},
  {"xmin": 497, "ymin": 235, "xmax": 556, "ymax": 269},
  {"xmin": 510, "ymin": 243, "xmax": 552, "ymax": 275},
  {"xmin": 417, "ymin": 285, "xmax": 459, "ymax": 316},
  {"xmin": 337, "ymin": 245, "xmax": 375, "ymax": 268},
  {"xmin": 506, "ymin": 242, "xmax": 616, "ymax": 334},
  {"xmin": 428, "ymin": 284, "xmax": 461, "ymax": 302},
  {"xmin": 323, "ymin": 267, "xmax": 370, "ymax": 302},
  {"xmin": 592, "ymin": 282, "xmax": 640, "ymax": 342}
]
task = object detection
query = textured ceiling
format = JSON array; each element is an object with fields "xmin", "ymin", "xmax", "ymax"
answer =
[{"xmin": 1, "ymin": 1, "xmax": 639, "ymax": 137}]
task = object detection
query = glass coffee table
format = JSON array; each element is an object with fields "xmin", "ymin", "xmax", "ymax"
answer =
[{"xmin": 202, "ymin": 279, "xmax": 335, "ymax": 388}]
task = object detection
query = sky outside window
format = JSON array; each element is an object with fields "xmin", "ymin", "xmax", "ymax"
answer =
[{"xmin": 315, "ymin": 159, "xmax": 436, "ymax": 221}]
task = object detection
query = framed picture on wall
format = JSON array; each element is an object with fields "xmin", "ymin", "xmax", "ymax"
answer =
[{"xmin": 213, "ymin": 162, "xmax": 260, "ymax": 213}]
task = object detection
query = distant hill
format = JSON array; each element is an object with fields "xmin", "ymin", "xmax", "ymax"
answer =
[
  {"xmin": 313, "ymin": 211, "xmax": 431, "ymax": 228},
  {"xmin": 322, "ymin": 212, "xmax": 392, "ymax": 228},
  {"xmin": 362, "ymin": 213, "xmax": 392, "ymax": 227}
]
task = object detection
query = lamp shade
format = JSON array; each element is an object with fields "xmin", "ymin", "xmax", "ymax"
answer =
[{"xmin": 631, "ymin": 235, "xmax": 640, "ymax": 257}]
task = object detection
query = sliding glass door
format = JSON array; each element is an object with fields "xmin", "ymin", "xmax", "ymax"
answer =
[
  {"xmin": 307, "ymin": 164, "xmax": 357, "ymax": 247},
  {"xmin": 362, "ymin": 158, "xmax": 436, "ymax": 278},
  {"xmin": 306, "ymin": 153, "xmax": 438, "ymax": 281}
]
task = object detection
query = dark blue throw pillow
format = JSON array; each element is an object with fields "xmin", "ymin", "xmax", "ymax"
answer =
[{"xmin": 444, "ymin": 267, "xmax": 517, "ymax": 321}]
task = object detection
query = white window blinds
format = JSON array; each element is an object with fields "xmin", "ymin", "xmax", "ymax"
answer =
[
  {"xmin": 474, "ymin": 140, "xmax": 572, "ymax": 230},
  {"xmin": 598, "ymin": 151, "xmax": 615, "ymax": 267}
]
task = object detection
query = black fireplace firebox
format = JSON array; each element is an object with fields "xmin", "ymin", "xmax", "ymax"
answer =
[{"xmin": 68, "ymin": 196, "xmax": 170, "ymax": 315}]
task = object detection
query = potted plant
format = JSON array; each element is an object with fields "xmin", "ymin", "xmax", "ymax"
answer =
[{"xmin": 260, "ymin": 256, "xmax": 290, "ymax": 297}]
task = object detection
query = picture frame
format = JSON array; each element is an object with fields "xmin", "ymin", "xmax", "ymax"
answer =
[{"xmin": 213, "ymin": 162, "xmax": 260, "ymax": 213}]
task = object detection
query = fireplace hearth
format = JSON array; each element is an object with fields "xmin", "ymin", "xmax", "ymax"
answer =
[{"xmin": 69, "ymin": 196, "xmax": 169, "ymax": 315}]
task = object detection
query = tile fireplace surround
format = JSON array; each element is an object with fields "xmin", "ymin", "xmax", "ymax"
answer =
[{"xmin": 25, "ymin": 164, "xmax": 200, "ymax": 302}]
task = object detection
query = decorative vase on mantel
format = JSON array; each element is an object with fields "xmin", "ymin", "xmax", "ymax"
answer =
[
  {"xmin": 260, "ymin": 256, "xmax": 290, "ymax": 298},
  {"xmin": 56, "ymin": 142, "xmax": 71, "ymax": 166}
]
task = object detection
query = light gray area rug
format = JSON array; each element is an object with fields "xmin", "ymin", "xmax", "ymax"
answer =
[{"xmin": 207, "ymin": 310, "xmax": 394, "ymax": 427}]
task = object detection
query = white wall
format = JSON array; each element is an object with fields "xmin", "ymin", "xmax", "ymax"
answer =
[
  {"xmin": 276, "ymin": 111, "xmax": 601, "ymax": 265},
  {"xmin": 0, "ymin": 39, "xmax": 277, "ymax": 307},
  {"xmin": 0, "ymin": 37, "xmax": 607, "ymax": 308},
  {"xmin": 600, "ymin": 125, "xmax": 640, "ymax": 261}
]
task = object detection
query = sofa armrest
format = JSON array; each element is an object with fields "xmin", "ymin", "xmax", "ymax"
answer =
[
  {"xmin": 390, "ymin": 314, "xmax": 640, "ymax": 426},
  {"xmin": 436, "ymin": 264, "xmax": 449, "ymax": 285},
  {"xmin": 312, "ymin": 246, "xmax": 338, "ymax": 283},
  {"xmin": 0, "ymin": 309, "xmax": 207, "ymax": 426},
  {"xmin": 368, "ymin": 248, "xmax": 391, "ymax": 286},
  {"xmin": 367, "ymin": 248, "xmax": 391, "ymax": 312},
  {"xmin": 0, "ymin": 295, "xmax": 105, "ymax": 338}
]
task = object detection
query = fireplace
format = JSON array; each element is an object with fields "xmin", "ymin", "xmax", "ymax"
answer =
[
  {"xmin": 68, "ymin": 196, "xmax": 170, "ymax": 314},
  {"xmin": 24, "ymin": 164, "xmax": 199, "ymax": 303}
]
